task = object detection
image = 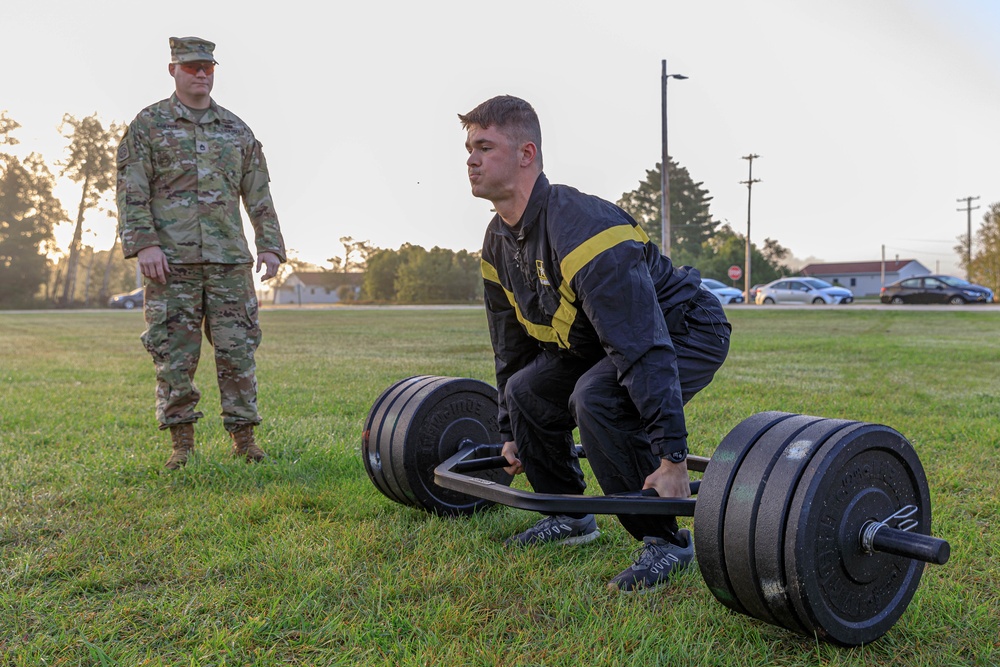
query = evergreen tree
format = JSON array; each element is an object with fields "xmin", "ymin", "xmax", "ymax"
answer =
[{"xmin": 616, "ymin": 159, "xmax": 718, "ymax": 266}]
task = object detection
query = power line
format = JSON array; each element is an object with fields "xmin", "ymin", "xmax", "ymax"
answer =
[
  {"xmin": 894, "ymin": 238, "xmax": 962, "ymax": 244},
  {"xmin": 883, "ymin": 245, "xmax": 958, "ymax": 258}
]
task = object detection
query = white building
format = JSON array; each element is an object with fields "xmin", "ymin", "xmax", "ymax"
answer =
[
  {"xmin": 800, "ymin": 260, "xmax": 929, "ymax": 297},
  {"xmin": 272, "ymin": 272, "xmax": 364, "ymax": 305}
]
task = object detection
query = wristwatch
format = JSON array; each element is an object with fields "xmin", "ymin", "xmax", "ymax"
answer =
[{"xmin": 663, "ymin": 447, "xmax": 688, "ymax": 464}]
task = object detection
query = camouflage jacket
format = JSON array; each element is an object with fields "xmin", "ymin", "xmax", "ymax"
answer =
[{"xmin": 116, "ymin": 94, "xmax": 286, "ymax": 265}]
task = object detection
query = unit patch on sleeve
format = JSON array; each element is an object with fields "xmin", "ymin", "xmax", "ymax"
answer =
[{"xmin": 116, "ymin": 128, "xmax": 131, "ymax": 166}]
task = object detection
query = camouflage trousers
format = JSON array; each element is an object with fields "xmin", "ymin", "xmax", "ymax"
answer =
[{"xmin": 141, "ymin": 263, "xmax": 261, "ymax": 432}]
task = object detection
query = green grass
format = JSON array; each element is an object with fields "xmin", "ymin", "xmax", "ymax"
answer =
[{"xmin": 0, "ymin": 307, "xmax": 998, "ymax": 666}]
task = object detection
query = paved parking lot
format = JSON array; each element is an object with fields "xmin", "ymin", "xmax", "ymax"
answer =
[{"xmin": 734, "ymin": 302, "xmax": 999, "ymax": 312}]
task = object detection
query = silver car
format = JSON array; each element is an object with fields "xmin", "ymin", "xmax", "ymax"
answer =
[
  {"xmin": 755, "ymin": 277, "xmax": 854, "ymax": 305},
  {"xmin": 700, "ymin": 278, "xmax": 745, "ymax": 305}
]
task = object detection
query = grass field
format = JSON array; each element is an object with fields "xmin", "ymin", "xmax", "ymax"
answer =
[{"xmin": 1, "ymin": 307, "xmax": 998, "ymax": 666}]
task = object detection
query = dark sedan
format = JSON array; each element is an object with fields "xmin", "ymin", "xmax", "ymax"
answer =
[
  {"xmin": 108, "ymin": 287, "xmax": 144, "ymax": 309},
  {"xmin": 880, "ymin": 275, "xmax": 994, "ymax": 305}
]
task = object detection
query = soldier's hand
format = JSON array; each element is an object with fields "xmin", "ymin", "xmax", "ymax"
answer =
[
  {"xmin": 501, "ymin": 440, "xmax": 524, "ymax": 476},
  {"xmin": 137, "ymin": 246, "xmax": 170, "ymax": 284},
  {"xmin": 643, "ymin": 458, "xmax": 691, "ymax": 499},
  {"xmin": 256, "ymin": 252, "xmax": 280, "ymax": 281}
]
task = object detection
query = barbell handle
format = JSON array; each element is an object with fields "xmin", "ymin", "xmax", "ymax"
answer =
[
  {"xmin": 867, "ymin": 525, "xmax": 951, "ymax": 565},
  {"xmin": 450, "ymin": 455, "xmax": 511, "ymax": 473},
  {"xmin": 451, "ymin": 457, "xmax": 701, "ymax": 495},
  {"xmin": 614, "ymin": 484, "xmax": 701, "ymax": 497},
  {"xmin": 451, "ymin": 444, "xmax": 710, "ymax": 474}
]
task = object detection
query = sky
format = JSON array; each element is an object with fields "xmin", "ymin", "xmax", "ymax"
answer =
[{"xmin": 4, "ymin": 0, "xmax": 999, "ymax": 285}]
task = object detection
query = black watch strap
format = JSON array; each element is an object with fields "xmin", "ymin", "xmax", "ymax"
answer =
[{"xmin": 663, "ymin": 447, "xmax": 688, "ymax": 464}]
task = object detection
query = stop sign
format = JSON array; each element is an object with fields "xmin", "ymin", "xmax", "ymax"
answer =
[{"xmin": 728, "ymin": 265, "xmax": 743, "ymax": 281}]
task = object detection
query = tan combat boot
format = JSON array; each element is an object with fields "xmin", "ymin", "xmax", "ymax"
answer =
[
  {"xmin": 231, "ymin": 425, "xmax": 267, "ymax": 462},
  {"xmin": 166, "ymin": 423, "xmax": 195, "ymax": 470}
]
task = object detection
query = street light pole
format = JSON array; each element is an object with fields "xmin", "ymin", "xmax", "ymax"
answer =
[
  {"xmin": 661, "ymin": 60, "xmax": 688, "ymax": 256},
  {"xmin": 741, "ymin": 154, "xmax": 761, "ymax": 304}
]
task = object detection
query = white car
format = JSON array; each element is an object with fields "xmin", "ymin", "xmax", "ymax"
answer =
[
  {"xmin": 755, "ymin": 277, "xmax": 854, "ymax": 305},
  {"xmin": 700, "ymin": 278, "xmax": 745, "ymax": 305}
]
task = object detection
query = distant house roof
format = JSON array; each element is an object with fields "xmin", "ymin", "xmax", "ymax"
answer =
[
  {"xmin": 801, "ymin": 260, "xmax": 927, "ymax": 275},
  {"xmin": 281, "ymin": 271, "xmax": 364, "ymax": 288}
]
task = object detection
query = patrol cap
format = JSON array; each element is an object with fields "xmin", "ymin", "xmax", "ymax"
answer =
[{"xmin": 169, "ymin": 36, "xmax": 217, "ymax": 64}]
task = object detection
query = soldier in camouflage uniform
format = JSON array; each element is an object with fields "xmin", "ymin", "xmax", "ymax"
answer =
[{"xmin": 116, "ymin": 36, "xmax": 286, "ymax": 470}]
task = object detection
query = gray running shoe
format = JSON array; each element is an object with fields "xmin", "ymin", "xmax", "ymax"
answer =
[
  {"xmin": 607, "ymin": 530, "xmax": 694, "ymax": 593},
  {"xmin": 504, "ymin": 514, "xmax": 600, "ymax": 547}
]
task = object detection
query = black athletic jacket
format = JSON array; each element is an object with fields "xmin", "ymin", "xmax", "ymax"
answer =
[{"xmin": 481, "ymin": 173, "xmax": 704, "ymax": 458}]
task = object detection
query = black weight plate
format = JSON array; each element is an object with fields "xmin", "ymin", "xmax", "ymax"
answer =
[
  {"xmin": 695, "ymin": 411, "xmax": 797, "ymax": 616},
  {"xmin": 784, "ymin": 423, "xmax": 931, "ymax": 646},
  {"xmin": 362, "ymin": 375, "xmax": 432, "ymax": 507},
  {"xmin": 388, "ymin": 376, "xmax": 512, "ymax": 515},
  {"xmin": 723, "ymin": 414, "xmax": 826, "ymax": 627},
  {"xmin": 752, "ymin": 418, "xmax": 859, "ymax": 635},
  {"xmin": 372, "ymin": 376, "xmax": 445, "ymax": 508},
  {"xmin": 384, "ymin": 376, "xmax": 457, "ymax": 508},
  {"xmin": 363, "ymin": 376, "xmax": 506, "ymax": 513},
  {"xmin": 374, "ymin": 376, "xmax": 464, "ymax": 509}
]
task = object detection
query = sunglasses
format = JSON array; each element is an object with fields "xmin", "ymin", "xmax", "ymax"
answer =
[{"xmin": 178, "ymin": 62, "xmax": 215, "ymax": 75}]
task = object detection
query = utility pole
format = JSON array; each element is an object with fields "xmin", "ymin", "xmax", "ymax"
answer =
[
  {"xmin": 956, "ymin": 196, "xmax": 980, "ymax": 280},
  {"xmin": 880, "ymin": 245, "xmax": 885, "ymax": 289},
  {"xmin": 660, "ymin": 60, "xmax": 688, "ymax": 256},
  {"xmin": 741, "ymin": 154, "xmax": 761, "ymax": 303}
]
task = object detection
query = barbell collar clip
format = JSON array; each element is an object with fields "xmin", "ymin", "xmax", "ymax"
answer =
[{"xmin": 860, "ymin": 505, "xmax": 950, "ymax": 565}]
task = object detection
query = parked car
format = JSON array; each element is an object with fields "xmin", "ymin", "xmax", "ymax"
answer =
[
  {"xmin": 108, "ymin": 287, "xmax": 144, "ymax": 309},
  {"xmin": 700, "ymin": 278, "xmax": 744, "ymax": 305},
  {"xmin": 880, "ymin": 275, "xmax": 994, "ymax": 305},
  {"xmin": 755, "ymin": 277, "xmax": 854, "ymax": 305}
]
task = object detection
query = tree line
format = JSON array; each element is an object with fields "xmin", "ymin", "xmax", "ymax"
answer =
[
  {"xmin": 1, "ymin": 111, "xmax": 133, "ymax": 309},
  {"xmin": 275, "ymin": 238, "xmax": 484, "ymax": 304},
  {"xmin": 4, "ymin": 109, "xmax": 997, "ymax": 308}
]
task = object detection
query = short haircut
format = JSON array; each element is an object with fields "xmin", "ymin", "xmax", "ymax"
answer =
[{"xmin": 458, "ymin": 95, "xmax": 543, "ymax": 169}]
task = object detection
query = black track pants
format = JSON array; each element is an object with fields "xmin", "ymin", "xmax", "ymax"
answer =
[{"xmin": 504, "ymin": 300, "xmax": 730, "ymax": 542}]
